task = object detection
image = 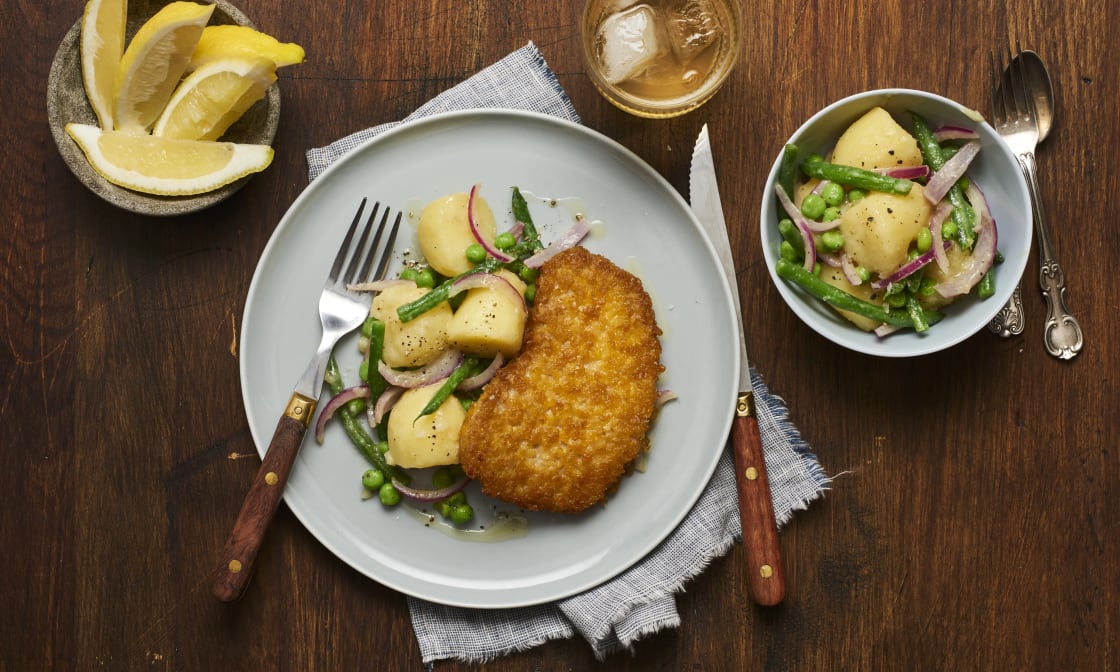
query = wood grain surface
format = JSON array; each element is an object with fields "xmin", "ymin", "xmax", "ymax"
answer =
[{"xmin": 4, "ymin": 0, "xmax": 1118, "ymax": 669}]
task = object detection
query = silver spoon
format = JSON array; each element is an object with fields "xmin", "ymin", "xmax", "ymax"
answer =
[{"xmin": 988, "ymin": 50, "xmax": 1053, "ymax": 337}]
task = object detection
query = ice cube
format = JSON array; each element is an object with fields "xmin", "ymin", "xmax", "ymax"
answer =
[
  {"xmin": 594, "ymin": 4, "xmax": 666, "ymax": 85},
  {"xmin": 665, "ymin": 0, "xmax": 721, "ymax": 64}
]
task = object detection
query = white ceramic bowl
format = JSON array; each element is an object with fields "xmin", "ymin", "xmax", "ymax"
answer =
[{"xmin": 759, "ymin": 88, "xmax": 1032, "ymax": 357}]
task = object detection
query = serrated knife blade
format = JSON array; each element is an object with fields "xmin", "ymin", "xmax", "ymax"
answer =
[{"xmin": 690, "ymin": 124, "xmax": 785, "ymax": 606}]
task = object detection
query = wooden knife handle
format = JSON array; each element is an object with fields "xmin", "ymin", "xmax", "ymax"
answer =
[
  {"xmin": 731, "ymin": 394, "xmax": 786, "ymax": 606},
  {"xmin": 211, "ymin": 394, "xmax": 314, "ymax": 602}
]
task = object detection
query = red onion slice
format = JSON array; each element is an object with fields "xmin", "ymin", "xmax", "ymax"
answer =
[
  {"xmin": 924, "ymin": 141, "xmax": 981, "ymax": 204},
  {"xmin": 456, "ymin": 353, "xmax": 505, "ymax": 392},
  {"xmin": 468, "ymin": 183, "xmax": 513, "ymax": 263},
  {"xmin": 449, "ymin": 272, "xmax": 528, "ymax": 316},
  {"xmin": 840, "ymin": 253, "xmax": 863, "ymax": 285},
  {"xmin": 524, "ymin": 218, "xmax": 591, "ymax": 268},
  {"xmin": 379, "ymin": 349, "xmax": 463, "ymax": 389},
  {"xmin": 774, "ymin": 184, "xmax": 839, "ymax": 234},
  {"xmin": 315, "ymin": 385, "xmax": 370, "ymax": 443},
  {"xmin": 928, "ymin": 202, "xmax": 953, "ymax": 273},
  {"xmin": 933, "ymin": 125, "xmax": 979, "ymax": 142},
  {"xmin": 372, "ymin": 385, "xmax": 405, "ymax": 426},
  {"xmin": 870, "ymin": 243, "xmax": 949, "ymax": 291},
  {"xmin": 878, "ymin": 165, "xmax": 930, "ymax": 180},
  {"xmin": 934, "ymin": 206, "xmax": 997, "ymax": 298},
  {"xmin": 348, "ymin": 278, "xmax": 411, "ymax": 293},
  {"xmin": 390, "ymin": 475, "xmax": 471, "ymax": 503}
]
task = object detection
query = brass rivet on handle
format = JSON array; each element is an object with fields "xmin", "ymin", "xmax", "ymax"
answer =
[
  {"xmin": 745, "ymin": 467, "xmax": 758, "ymax": 480},
  {"xmin": 228, "ymin": 559, "xmax": 243, "ymax": 573},
  {"xmin": 265, "ymin": 472, "xmax": 279, "ymax": 486},
  {"xmin": 759, "ymin": 564, "xmax": 773, "ymax": 579}
]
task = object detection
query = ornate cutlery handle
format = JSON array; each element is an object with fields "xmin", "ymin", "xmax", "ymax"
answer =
[
  {"xmin": 1019, "ymin": 153, "xmax": 1083, "ymax": 360},
  {"xmin": 989, "ymin": 283, "xmax": 1025, "ymax": 337}
]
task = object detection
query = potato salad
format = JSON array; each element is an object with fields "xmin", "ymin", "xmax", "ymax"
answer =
[
  {"xmin": 774, "ymin": 107, "xmax": 999, "ymax": 336},
  {"xmin": 315, "ymin": 185, "xmax": 589, "ymax": 525}
]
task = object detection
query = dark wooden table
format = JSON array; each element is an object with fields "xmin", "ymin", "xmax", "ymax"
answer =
[{"xmin": 5, "ymin": 1, "xmax": 1118, "ymax": 669}]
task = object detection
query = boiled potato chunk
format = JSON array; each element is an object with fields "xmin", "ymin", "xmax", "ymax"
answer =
[
  {"xmin": 417, "ymin": 191, "xmax": 497, "ymax": 277},
  {"xmin": 385, "ymin": 382, "xmax": 466, "ymax": 468},
  {"xmin": 446, "ymin": 270, "xmax": 528, "ymax": 359},
  {"xmin": 817, "ymin": 266, "xmax": 884, "ymax": 332},
  {"xmin": 831, "ymin": 107, "xmax": 924, "ymax": 170},
  {"xmin": 838, "ymin": 185, "xmax": 932, "ymax": 278},
  {"xmin": 370, "ymin": 282, "xmax": 451, "ymax": 368}
]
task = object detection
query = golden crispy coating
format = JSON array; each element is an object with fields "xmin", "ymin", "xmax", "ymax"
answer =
[{"xmin": 458, "ymin": 246, "xmax": 664, "ymax": 513}]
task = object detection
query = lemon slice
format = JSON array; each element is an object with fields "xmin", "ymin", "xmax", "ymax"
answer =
[
  {"xmin": 113, "ymin": 1, "xmax": 215, "ymax": 132},
  {"xmin": 153, "ymin": 56, "xmax": 277, "ymax": 141},
  {"xmin": 190, "ymin": 24, "xmax": 305, "ymax": 69},
  {"xmin": 80, "ymin": 0, "xmax": 127, "ymax": 130},
  {"xmin": 66, "ymin": 122, "xmax": 273, "ymax": 195}
]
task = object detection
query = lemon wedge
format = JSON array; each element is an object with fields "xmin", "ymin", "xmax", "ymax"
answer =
[
  {"xmin": 79, "ymin": 0, "xmax": 127, "ymax": 130},
  {"xmin": 113, "ymin": 1, "xmax": 215, "ymax": 132},
  {"xmin": 65, "ymin": 122, "xmax": 273, "ymax": 195},
  {"xmin": 190, "ymin": 24, "xmax": 305, "ymax": 69},
  {"xmin": 153, "ymin": 56, "xmax": 277, "ymax": 141}
]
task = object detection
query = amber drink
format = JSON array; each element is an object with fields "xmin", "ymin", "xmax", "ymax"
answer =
[{"xmin": 582, "ymin": 0, "xmax": 742, "ymax": 118}]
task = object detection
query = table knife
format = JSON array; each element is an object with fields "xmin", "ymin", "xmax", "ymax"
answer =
[{"xmin": 690, "ymin": 124, "xmax": 786, "ymax": 606}]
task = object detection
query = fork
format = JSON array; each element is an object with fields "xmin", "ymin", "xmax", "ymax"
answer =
[
  {"xmin": 212, "ymin": 199, "xmax": 401, "ymax": 602},
  {"xmin": 988, "ymin": 43, "xmax": 1083, "ymax": 359}
]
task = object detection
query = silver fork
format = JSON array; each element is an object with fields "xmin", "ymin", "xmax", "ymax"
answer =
[
  {"xmin": 989, "ymin": 43, "xmax": 1083, "ymax": 359},
  {"xmin": 212, "ymin": 199, "xmax": 401, "ymax": 601}
]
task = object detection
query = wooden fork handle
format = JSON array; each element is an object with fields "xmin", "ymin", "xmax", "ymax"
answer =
[
  {"xmin": 731, "ymin": 402, "xmax": 786, "ymax": 606},
  {"xmin": 211, "ymin": 394, "xmax": 314, "ymax": 602}
]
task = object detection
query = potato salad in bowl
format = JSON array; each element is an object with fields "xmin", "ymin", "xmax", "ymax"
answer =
[{"xmin": 760, "ymin": 89, "xmax": 1031, "ymax": 357}]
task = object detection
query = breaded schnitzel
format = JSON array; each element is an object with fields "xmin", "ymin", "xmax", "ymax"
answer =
[{"xmin": 458, "ymin": 246, "xmax": 664, "ymax": 513}]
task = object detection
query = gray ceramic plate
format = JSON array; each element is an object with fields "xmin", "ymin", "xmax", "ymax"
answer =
[
  {"xmin": 240, "ymin": 110, "xmax": 739, "ymax": 608},
  {"xmin": 47, "ymin": 0, "xmax": 280, "ymax": 216}
]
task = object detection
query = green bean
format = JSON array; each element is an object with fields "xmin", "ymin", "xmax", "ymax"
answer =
[
  {"xmin": 511, "ymin": 187, "xmax": 544, "ymax": 252},
  {"xmin": 778, "ymin": 219, "xmax": 805, "ymax": 258},
  {"xmin": 801, "ymin": 157, "xmax": 914, "ymax": 195},
  {"xmin": 416, "ymin": 355, "xmax": 480, "ymax": 419},
  {"xmin": 364, "ymin": 318, "xmax": 387, "ymax": 400},
  {"xmin": 905, "ymin": 294, "xmax": 929, "ymax": 333},
  {"xmin": 775, "ymin": 259, "xmax": 943, "ymax": 329},
  {"xmin": 977, "ymin": 269, "xmax": 996, "ymax": 299},
  {"xmin": 397, "ymin": 258, "xmax": 502, "ymax": 323},
  {"xmin": 325, "ymin": 355, "xmax": 396, "ymax": 475},
  {"xmin": 910, "ymin": 113, "xmax": 977, "ymax": 250}
]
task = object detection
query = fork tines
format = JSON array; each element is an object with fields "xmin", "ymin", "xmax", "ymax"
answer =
[{"xmin": 333, "ymin": 199, "xmax": 402, "ymax": 289}]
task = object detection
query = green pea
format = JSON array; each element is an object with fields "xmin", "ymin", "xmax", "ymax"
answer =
[
  {"xmin": 812, "ymin": 262, "xmax": 821, "ymax": 276},
  {"xmin": 919, "ymin": 277, "xmax": 937, "ymax": 297},
  {"xmin": 957, "ymin": 176, "xmax": 971, "ymax": 192},
  {"xmin": 445, "ymin": 492, "xmax": 467, "ymax": 508},
  {"xmin": 415, "ymin": 268, "xmax": 435, "ymax": 288},
  {"xmin": 449, "ymin": 504, "xmax": 474, "ymax": 525},
  {"xmin": 346, "ymin": 398, "xmax": 366, "ymax": 416},
  {"xmin": 821, "ymin": 182, "xmax": 845, "ymax": 206},
  {"xmin": 524, "ymin": 284, "xmax": 536, "ymax": 304},
  {"xmin": 378, "ymin": 482, "xmax": 401, "ymax": 506},
  {"xmin": 495, "ymin": 232, "xmax": 516, "ymax": 250},
  {"xmin": 360, "ymin": 316, "xmax": 376, "ymax": 337},
  {"xmin": 941, "ymin": 219, "xmax": 958, "ymax": 240},
  {"xmin": 821, "ymin": 206, "xmax": 841, "ymax": 222},
  {"xmin": 359, "ymin": 359, "xmax": 370, "ymax": 382},
  {"xmin": 887, "ymin": 292, "xmax": 907, "ymax": 308},
  {"xmin": 856, "ymin": 266, "xmax": 871, "ymax": 283},
  {"xmin": 377, "ymin": 441, "xmax": 390, "ymax": 454},
  {"xmin": 362, "ymin": 468, "xmax": 385, "ymax": 491},
  {"xmin": 518, "ymin": 265, "xmax": 539, "ymax": 284},
  {"xmin": 915, "ymin": 227, "xmax": 932, "ymax": 253},
  {"xmin": 800, "ymin": 194, "xmax": 826, "ymax": 220},
  {"xmin": 399, "ymin": 267, "xmax": 419, "ymax": 282},
  {"xmin": 465, "ymin": 243, "xmax": 487, "ymax": 265},
  {"xmin": 847, "ymin": 188, "xmax": 866, "ymax": 203},
  {"xmin": 819, "ymin": 230, "xmax": 844, "ymax": 253},
  {"xmin": 805, "ymin": 153, "xmax": 825, "ymax": 164}
]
